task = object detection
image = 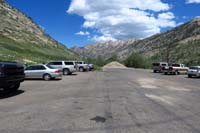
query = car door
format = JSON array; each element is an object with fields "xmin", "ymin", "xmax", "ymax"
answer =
[
  {"xmin": 34, "ymin": 65, "xmax": 46, "ymax": 78},
  {"xmin": 25, "ymin": 66, "xmax": 38, "ymax": 78},
  {"xmin": 64, "ymin": 62, "xmax": 75, "ymax": 70}
]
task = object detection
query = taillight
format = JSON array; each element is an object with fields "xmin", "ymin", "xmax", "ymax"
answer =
[{"xmin": 55, "ymin": 70, "xmax": 61, "ymax": 73}]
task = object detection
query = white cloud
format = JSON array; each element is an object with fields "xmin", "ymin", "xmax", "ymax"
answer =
[
  {"xmin": 157, "ymin": 12, "xmax": 176, "ymax": 27},
  {"xmin": 75, "ymin": 31, "xmax": 90, "ymax": 36},
  {"xmin": 68, "ymin": 0, "xmax": 176, "ymax": 41},
  {"xmin": 186, "ymin": 0, "xmax": 200, "ymax": 4},
  {"xmin": 93, "ymin": 35, "xmax": 117, "ymax": 42}
]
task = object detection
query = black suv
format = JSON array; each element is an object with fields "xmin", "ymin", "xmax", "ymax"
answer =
[{"xmin": 0, "ymin": 61, "xmax": 25, "ymax": 93}]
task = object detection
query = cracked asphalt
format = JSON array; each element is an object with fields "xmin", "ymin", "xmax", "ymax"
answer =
[{"xmin": 0, "ymin": 68, "xmax": 200, "ymax": 133}]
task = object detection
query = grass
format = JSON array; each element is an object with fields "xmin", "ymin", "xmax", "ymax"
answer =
[{"xmin": 0, "ymin": 35, "xmax": 79, "ymax": 64}]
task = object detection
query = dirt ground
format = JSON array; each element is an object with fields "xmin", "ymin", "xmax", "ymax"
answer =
[{"xmin": 103, "ymin": 61, "xmax": 127, "ymax": 69}]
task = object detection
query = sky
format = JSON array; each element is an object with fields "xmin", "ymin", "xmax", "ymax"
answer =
[{"xmin": 5, "ymin": 0, "xmax": 200, "ymax": 48}]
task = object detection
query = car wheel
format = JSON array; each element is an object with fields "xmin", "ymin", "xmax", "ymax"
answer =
[
  {"xmin": 153, "ymin": 70, "xmax": 157, "ymax": 73},
  {"xmin": 188, "ymin": 74, "xmax": 192, "ymax": 78},
  {"xmin": 3, "ymin": 83, "xmax": 20, "ymax": 93},
  {"xmin": 43, "ymin": 74, "xmax": 51, "ymax": 81},
  {"xmin": 164, "ymin": 72, "xmax": 168, "ymax": 75},
  {"xmin": 175, "ymin": 71, "xmax": 179, "ymax": 75},
  {"xmin": 63, "ymin": 69, "xmax": 70, "ymax": 75},
  {"xmin": 79, "ymin": 67, "xmax": 84, "ymax": 72}
]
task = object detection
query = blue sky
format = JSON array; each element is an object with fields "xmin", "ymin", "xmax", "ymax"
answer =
[{"xmin": 5, "ymin": 0, "xmax": 200, "ymax": 48}]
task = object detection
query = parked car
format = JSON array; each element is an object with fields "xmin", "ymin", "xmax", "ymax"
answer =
[
  {"xmin": 188, "ymin": 66, "xmax": 200, "ymax": 78},
  {"xmin": 76, "ymin": 61, "xmax": 89, "ymax": 72},
  {"xmin": 25, "ymin": 64, "xmax": 62, "ymax": 80},
  {"xmin": 152, "ymin": 62, "xmax": 168, "ymax": 73},
  {"xmin": 47, "ymin": 61, "xmax": 76, "ymax": 75},
  {"xmin": 163, "ymin": 63, "xmax": 188, "ymax": 75},
  {"xmin": 88, "ymin": 64, "xmax": 94, "ymax": 71},
  {"xmin": 0, "ymin": 61, "xmax": 25, "ymax": 92}
]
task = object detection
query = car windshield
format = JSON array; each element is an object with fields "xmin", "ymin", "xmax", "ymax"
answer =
[
  {"xmin": 161, "ymin": 64, "xmax": 167, "ymax": 66},
  {"xmin": 190, "ymin": 67, "xmax": 199, "ymax": 70},
  {"xmin": 152, "ymin": 63, "xmax": 159, "ymax": 66},
  {"xmin": 46, "ymin": 65, "xmax": 55, "ymax": 69},
  {"xmin": 172, "ymin": 64, "xmax": 180, "ymax": 67}
]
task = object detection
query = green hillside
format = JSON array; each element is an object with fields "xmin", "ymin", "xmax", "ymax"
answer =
[{"xmin": 0, "ymin": 35, "xmax": 78, "ymax": 64}]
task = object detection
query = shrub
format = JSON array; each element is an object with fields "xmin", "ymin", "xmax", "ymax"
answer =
[{"xmin": 124, "ymin": 52, "xmax": 150, "ymax": 69}]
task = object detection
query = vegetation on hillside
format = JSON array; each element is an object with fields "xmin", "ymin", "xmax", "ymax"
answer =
[
  {"xmin": 0, "ymin": 35, "xmax": 79, "ymax": 64},
  {"xmin": 84, "ymin": 54, "xmax": 121, "ymax": 68},
  {"xmin": 149, "ymin": 40, "xmax": 200, "ymax": 66},
  {"xmin": 124, "ymin": 40, "xmax": 200, "ymax": 69},
  {"xmin": 124, "ymin": 52, "xmax": 151, "ymax": 69}
]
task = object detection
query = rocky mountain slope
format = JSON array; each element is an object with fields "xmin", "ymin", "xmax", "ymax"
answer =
[
  {"xmin": 131, "ymin": 17, "xmax": 200, "ymax": 65},
  {"xmin": 0, "ymin": 0, "xmax": 78, "ymax": 63},
  {"xmin": 72, "ymin": 18, "xmax": 200, "ymax": 65},
  {"xmin": 71, "ymin": 39, "xmax": 139, "ymax": 60}
]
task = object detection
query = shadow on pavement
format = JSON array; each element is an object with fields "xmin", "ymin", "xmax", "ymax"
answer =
[
  {"xmin": 67, "ymin": 73, "xmax": 78, "ymax": 76},
  {"xmin": 25, "ymin": 78, "xmax": 62, "ymax": 81},
  {"xmin": 0, "ymin": 90, "xmax": 25, "ymax": 99},
  {"xmin": 185, "ymin": 77, "xmax": 200, "ymax": 79}
]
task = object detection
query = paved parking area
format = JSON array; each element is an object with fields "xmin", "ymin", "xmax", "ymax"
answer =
[{"xmin": 0, "ymin": 69, "xmax": 200, "ymax": 133}]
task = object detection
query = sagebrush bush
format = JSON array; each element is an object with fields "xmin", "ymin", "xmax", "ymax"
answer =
[{"xmin": 124, "ymin": 52, "xmax": 150, "ymax": 69}]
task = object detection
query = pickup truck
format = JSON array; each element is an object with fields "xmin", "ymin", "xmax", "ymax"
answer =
[
  {"xmin": 0, "ymin": 61, "xmax": 25, "ymax": 93},
  {"xmin": 76, "ymin": 61, "xmax": 89, "ymax": 72},
  {"xmin": 163, "ymin": 63, "xmax": 189, "ymax": 75}
]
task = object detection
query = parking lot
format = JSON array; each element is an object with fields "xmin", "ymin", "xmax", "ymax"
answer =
[{"xmin": 0, "ymin": 68, "xmax": 200, "ymax": 133}]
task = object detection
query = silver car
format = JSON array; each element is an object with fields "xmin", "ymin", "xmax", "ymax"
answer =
[
  {"xmin": 188, "ymin": 66, "xmax": 200, "ymax": 78},
  {"xmin": 25, "ymin": 64, "xmax": 62, "ymax": 80}
]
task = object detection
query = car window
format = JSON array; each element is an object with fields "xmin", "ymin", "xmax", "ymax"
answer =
[
  {"xmin": 65, "ymin": 62, "xmax": 74, "ymax": 65},
  {"xmin": 36, "ymin": 65, "xmax": 46, "ymax": 70},
  {"xmin": 161, "ymin": 64, "xmax": 167, "ymax": 66},
  {"xmin": 26, "ymin": 66, "xmax": 34, "ymax": 70},
  {"xmin": 27, "ymin": 65, "xmax": 46, "ymax": 70},
  {"xmin": 172, "ymin": 64, "xmax": 180, "ymax": 67},
  {"xmin": 46, "ymin": 65, "xmax": 54, "ymax": 69},
  {"xmin": 152, "ymin": 63, "xmax": 159, "ymax": 66},
  {"xmin": 48, "ymin": 62, "xmax": 62, "ymax": 65},
  {"xmin": 190, "ymin": 67, "xmax": 198, "ymax": 70}
]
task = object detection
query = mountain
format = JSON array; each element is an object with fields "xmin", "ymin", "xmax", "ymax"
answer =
[
  {"xmin": 71, "ymin": 39, "xmax": 139, "ymax": 60},
  {"xmin": 0, "ymin": 0, "xmax": 78, "ymax": 63},
  {"xmin": 129, "ymin": 17, "xmax": 200, "ymax": 65},
  {"xmin": 72, "ymin": 18, "xmax": 200, "ymax": 65}
]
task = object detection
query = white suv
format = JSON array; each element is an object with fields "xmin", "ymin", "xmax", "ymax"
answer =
[
  {"xmin": 47, "ymin": 61, "xmax": 76, "ymax": 75},
  {"xmin": 76, "ymin": 61, "xmax": 89, "ymax": 72}
]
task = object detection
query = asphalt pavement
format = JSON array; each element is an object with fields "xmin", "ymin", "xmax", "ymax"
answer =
[{"xmin": 0, "ymin": 68, "xmax": 200, "ymax": 133}]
